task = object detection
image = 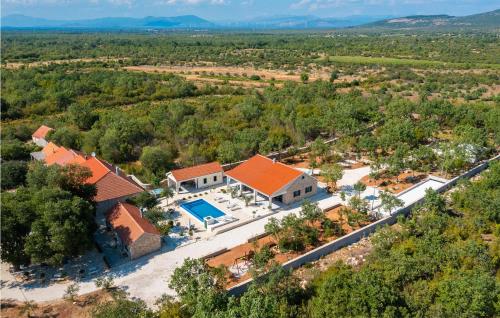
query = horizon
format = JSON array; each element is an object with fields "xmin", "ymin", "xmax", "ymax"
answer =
[{"xmin": 1, "ymin": 0, "xmax": 499, "ymax": 21}]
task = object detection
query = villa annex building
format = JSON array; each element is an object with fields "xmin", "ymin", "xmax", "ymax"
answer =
[
  {"xmin": 166, "ymin": 161, "xmax": 224, "ymax": 192},
  {"xmin": 226, "ymin": 154, "xmax": 318, "ymax": 206},
  {"xmin": 106, "ymin": 202, "xmax": 161, "ymax": 259}
]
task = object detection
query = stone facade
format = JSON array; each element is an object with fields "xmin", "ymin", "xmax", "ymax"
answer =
[
  {"xmin": 281, "ymin": 173, "xmax": 318, "ymax": 205},
  {"xmin": 127, "ymin": 233, "xmax": 162, "ymax": 260},
  {"xmin": 192, "ymin": 171, "xmax": 224, "ymax": 189}
]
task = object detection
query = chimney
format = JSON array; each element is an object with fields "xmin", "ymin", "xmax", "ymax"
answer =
[
  {"xmin": 91, "ymin": 152, "xmax": 96, "ymax": 157},
  {"xmin": 115, "ymin": 166, "xmax": 120, "ymax": 175},
  {"xmin": 272, "ymin": 158, "xmax": 276, "ymax": 163}
]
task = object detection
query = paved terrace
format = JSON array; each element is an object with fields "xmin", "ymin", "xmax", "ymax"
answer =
[{"xmin": 1, "ymin": 166, "xmax": 445, "ymax": 305}]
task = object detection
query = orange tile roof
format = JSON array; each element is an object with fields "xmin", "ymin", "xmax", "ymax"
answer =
[
  {"xmin": 79, "ymin": 156, "xmax": 143, "ymax": 202},
  {"xmin": 171, "ymin": 162, "xmax": 223, "ymax": 182},
  {"xmin": 42, "ymin": 142, "xmax": 60, "ymax": 157},
  {"xmin": 81, "ymin": 156, "xmax": 113, "ymax": 184},
  {"xmin": 45, "ymin": 147, "xmax": 86, "ymax": 166},
  {"xmin": 225, "ymin": 155, "xmax": 303, "ymax": 196},
  {"xmin": 44, "ymin": 145, "xmax": 144, "ymax": 202},
  {"xmin": 106, "ymin": 202, "xmax": 160, "ymax": 246},
  {"xmin": 32, "ymin": 125, "xmax": 53, "ymax": 139}
]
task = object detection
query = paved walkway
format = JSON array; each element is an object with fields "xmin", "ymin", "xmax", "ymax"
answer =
[{"xmin": 2, "ymin": 167, "xmax": 372, "ymax": 305}]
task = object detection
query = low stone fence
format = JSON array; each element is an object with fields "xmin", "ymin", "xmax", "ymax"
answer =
[{"xmin": 227, "ymin": 154, "xmax": 499, "ymax": 296}]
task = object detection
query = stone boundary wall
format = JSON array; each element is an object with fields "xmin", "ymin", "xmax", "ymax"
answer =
[{"xmin": 227, "ymin": 154, "xmax": 499, "ymax": 296}]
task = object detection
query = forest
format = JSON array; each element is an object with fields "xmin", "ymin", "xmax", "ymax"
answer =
[{"xmin": 0, "ymin": 30, "xmax": 498, "ymax": 317}]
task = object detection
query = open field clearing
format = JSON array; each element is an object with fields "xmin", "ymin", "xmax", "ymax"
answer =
[
  {"xmin": 323, "ymin": 55, "xmax": 500, "ymax": 69},
  {"xmin": 2, "ymin": 57, "xmax": 128, "ymax": 69},
  {"xmin": 123, "ymin": 64, "xmax": 368, "ymax": 84}
]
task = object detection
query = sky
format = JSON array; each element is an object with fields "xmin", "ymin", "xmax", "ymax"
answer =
[{"xmin": 1, "ymin": 0, "xmax": 499, "ymax": 21}]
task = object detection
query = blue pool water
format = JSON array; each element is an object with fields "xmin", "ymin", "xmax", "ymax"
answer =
[
  {"xmin": 150, "ymin": 188, "xmax": 163, "ymax": 197},
  {"xmin": 180, "ymin": 199, "xmax": 226, "ymax": 223}
]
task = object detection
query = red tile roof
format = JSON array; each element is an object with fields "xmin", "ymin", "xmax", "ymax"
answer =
[
  {"xmin": 43, "ymin": 144, "xmax": 144, "ymax": 202},
  {"xmin": 94, "ymin": 171, "xmax": 144, "ymax": 202},
  {"xmin": 80, "ymin": 156, "xmax": 143, "ymax": 202},
  {"xmin": 106, "ymin": 202, "xmax": 160, "ymax": 246},
  {"xmin": 225, "ymin": 155, "xmax": 303, "ymax": 196},
  {"xmin": 32, "ymin": 125, "xmax": 53, "ymax": 139},
  {"xmin": 171, "ymin": 162, "xmax": 223, "ymax": 182}
]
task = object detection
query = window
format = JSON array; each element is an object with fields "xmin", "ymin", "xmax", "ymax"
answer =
[
  {"xmin": 305, "ymin": 186, "xmax": 313, "ymax": 193},
  {"xmin": 301, "ymin": 175, "xmax": 305, "ymax": 179},
  {"xmin": 293, "ymin": 190, "xmax": 301, "ymax": 197},
  {"xmin": 203, "ymin": 178, "xmax": 207, "ymax": 184},
  {"xmin": 213, "ymin": 176, "xmax": 217, "ymax": 182}
]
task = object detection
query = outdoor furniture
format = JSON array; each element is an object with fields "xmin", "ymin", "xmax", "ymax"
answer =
[{"xmin": 227, "ymin": 203, "xmax": 238, "ymax": 209}]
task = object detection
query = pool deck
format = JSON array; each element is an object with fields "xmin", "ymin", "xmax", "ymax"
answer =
[{"xmin": 1, "ymin": 166, "xmax": 451, "ymax": 306}]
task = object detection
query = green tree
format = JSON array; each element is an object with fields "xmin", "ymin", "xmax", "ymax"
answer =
[
  {"xmin": 299, "ymin": 200, "xmax": 324, "ymax": 227},
  {"xmin": 131, "ymin": 191, "xmax": 158, "ymax": 209},
  {"xmin": 169, "ymin": 258, "xmax": 228, "ymax": 317},
  {"xmin": 300, "ymin": 72, "xmax": 309, "ymax": 83},
  {"xmin": 64, "ymin": 283, "xmax": 80, "ymax": 302},
  {"xmin": 140, "ymin": 145, "xmax": 176, "ymax": 176},
  {"xmin": 430, "ymin": 269, "xmax": 497, "ymax": 318},
  {"xmin": 379, "ymin": 191, "xmax": 404, "ymax": 215},
  {"xmin": 23, "ymin": 188, "xmax": 96, "ymax": 265},
  {"xmin": 264, "ymin": 217, "xmax": 282, "ymax": 242},
  {"xmin": 47, "ymin": 126, "xmax": 81, "ymax": 149},
  {"xmin": 353, "ymin": 181, "xmax": 366, "ymax": 198},
  {"xmin": 0, "ymin": 189, "xmax": 36, "ymax": 267},
  {"xmin": 93, "ymin": 297, "xmax": 154, "ymax": 318},
  {"xmin": 95, "ymin": 276, "xmax": 115, "ymax": 291},
  {"xmin": 162, "ymin": 186, "xmax": 175, "ymax": 206},
  {"xmin": 67, "ymin": 102, "xmax": 98, "ymax": 130},
  {"xmin": 329, "ymin": 70, "xmax": 339, "ymax": 82},
  {"xmin": 1, "ymin": 160, "xmax": 28, "ymax": 189},
  {"xmin": 1, "ymin": 139, "xmax": 31, "ymax": 161},
  {"xmin": 321, "ymin": 163, "xmax": 343, "ymax": 192},
  {"xmin": 217, "ymin": 141, "xmax": 241, "ymax": 164}
]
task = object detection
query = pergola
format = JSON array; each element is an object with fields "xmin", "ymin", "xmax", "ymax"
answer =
[{"xmin": 225, "ymin": 154, "xmax": 304, "ymax": 208}]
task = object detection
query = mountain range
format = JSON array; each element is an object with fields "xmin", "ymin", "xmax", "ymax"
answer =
[
  {"xmin": 361, "ymin": 9, "xmax": 499, "ymax": 29},
  {"xmin": 1, "ymin": 9, "xmax": 499, "ymax": 30}
]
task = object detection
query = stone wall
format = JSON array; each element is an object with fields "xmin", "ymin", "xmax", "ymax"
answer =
[
  {"xmin": 227, "ymin": 154, "xmax": 499, "ymax": 296},
  {"xmin": 129, "ymin": 233, "xmax": 162, "ymax": 260},
  {"xmin": 282, "ymin": 173, "xmax": 318, "ymax": 205}
]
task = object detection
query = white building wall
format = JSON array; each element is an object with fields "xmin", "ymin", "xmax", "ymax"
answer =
[
  {"xmin": 32, "ymin": 137, "xmax": 48, "ymax": 147},
  {"xmin": 194, "ymin": 172, "xmax": 224, "ymax": 189}
]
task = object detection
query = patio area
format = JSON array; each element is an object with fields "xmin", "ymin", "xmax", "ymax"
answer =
[{"xmin": 155, "ymin": 184, "xmax": 282, "ymax": 239}]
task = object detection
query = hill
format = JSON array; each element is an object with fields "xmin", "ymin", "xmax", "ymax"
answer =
[
  {"xmin": 2, "ymin": 9, "xmax": 499, "ymax": 30},
  {"xmin": 360, "ymin": 9, "xmax": 500, "ymax": 30},
  {"xmin": 0, "ymin": 14, "xmax": 214, "ymax": 29},
  {"xmin": 218, "ymin": 15, "xmax": 389, "ymax": 29}
]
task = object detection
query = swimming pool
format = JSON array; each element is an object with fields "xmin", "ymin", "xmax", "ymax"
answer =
[{"xmin": 180, "ymin": 199, "xmax": 226, "ymax": 223}]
